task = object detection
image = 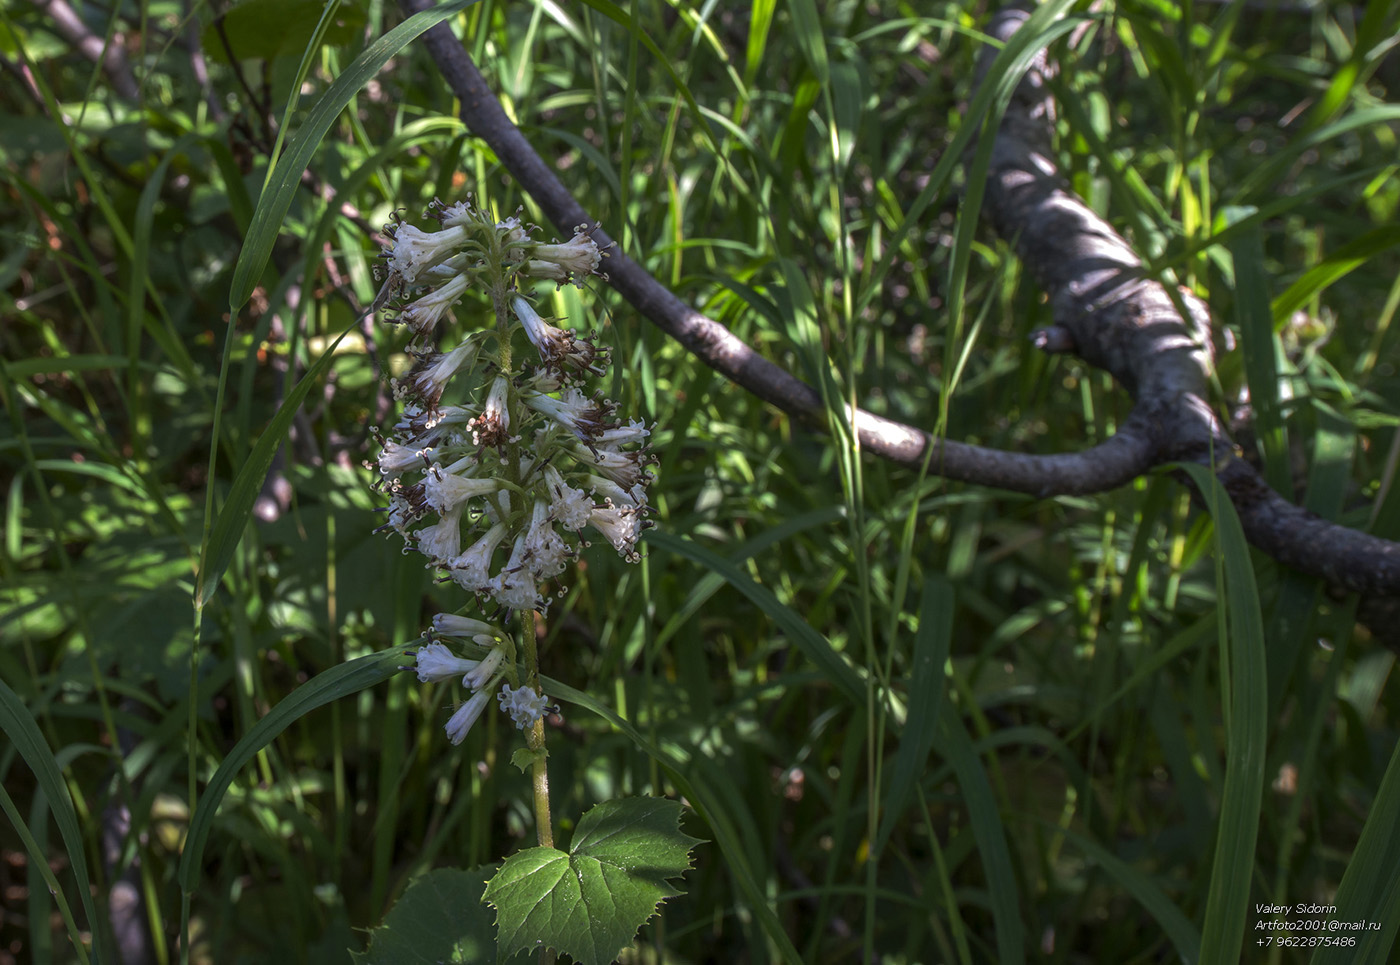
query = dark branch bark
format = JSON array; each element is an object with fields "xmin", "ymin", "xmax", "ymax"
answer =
[
  {"xmin": 395, "ymin": 0, "xmax": 1400, "ymax": 595},
  {"xmin": 979, "ymin": 7, "xmax": 1400, "ymax": 595}
]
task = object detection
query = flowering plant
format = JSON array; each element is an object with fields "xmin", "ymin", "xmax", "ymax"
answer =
[
  {"xmin": 373, "ymin": 196, "xmax": 653, "ymax": 752},
  {"xmin": 361, "ymin": 194, "xmax": 695, "ymax": 964}
]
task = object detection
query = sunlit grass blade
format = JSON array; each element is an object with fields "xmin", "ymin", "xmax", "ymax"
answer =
[
  {"xmin": 1271, "ymin": 225, "xmax": 1400, "ymax": 325},
  {"xmin": 1180, "ymin": 464, "xmax": 1267, "ymax": 965}
]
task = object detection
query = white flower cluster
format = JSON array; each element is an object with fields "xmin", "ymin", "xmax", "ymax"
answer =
[{"xmin": 374, "ymin": 197, "xmax": 654, "ymax": 744}]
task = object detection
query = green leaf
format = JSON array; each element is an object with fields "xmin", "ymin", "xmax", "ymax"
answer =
[
  {"xmin": 483, "ymin": 798, "xmax": 701, "ymax": 965},
  {"xmin": 353, "ymin": 867, "xmax": 519, "ymax": 965},
  {"xmin": 201, "ymin": 0, "xmax": 368, "ymax": 63}
]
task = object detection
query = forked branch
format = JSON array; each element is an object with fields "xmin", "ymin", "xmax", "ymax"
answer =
[{"xmin": 396, "ymin": 0, "xmax": 1400, "ymax": 596}]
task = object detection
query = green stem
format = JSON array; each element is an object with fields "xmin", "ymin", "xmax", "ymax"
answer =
[{"xmin": 520, "ymin": 607, "xmax": 553, "ymax": 848}]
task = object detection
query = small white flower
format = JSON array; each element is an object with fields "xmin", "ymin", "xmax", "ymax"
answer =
[
  {"xmin": 497, "ymin": 683, "xmax": 549, "ymax": 730},
  {"xmin": 521, "ymin": 259, "xmax": 568, "ymax": 283},
  {"xmin": 421, "ymin": 470, "xmax": 500, "ymax": 514},
  {"xmin": 496, "ymin": 216, "xmax": 528, "ymax": 245},
  {"xmin": 543, "ymin": 465, "xmax": 593, "ymax": 531},
  {"xmin": 378, "ymin": 439, "xmax": 433, "ymax": 479},
  {"xmin": 449, "ymin": 522, "xmax": 509, "ymax": 592},
  {"xmin": 522, "ymin": 500, "xmax": 570, "ymax": 579},
  {"xmin": 531, "ymin": 227, "xmax": 601, "ymax": 282},
  {"xmin": 395, "ymin": 272, "xmax": 470, "ymax": 339},
  {"xmin": 413, "ymin": 642, "xmax": 481, "ymax": 684},
  {"xmin": 464, "ymin": 646, "xmax": 504, "ymax": 691},
  {"xmin": 591, "ymin": 418, "xmax": 649, "ymax": 448},
  {"xmin": 469, "ymin": 375, "xmax": 512, "ymax": 448},
  {"xmin": 431, "ymin": 613, "xmax": 499, "ymax": 638},
  {"xmin": 584, "ymin": 447, "xmax": 649, "ymax": 490},
  {"xmin": 585, "ymin": 474, "xmax": 645, "ymax": 510},
  {"xmin": 523, "ymin": 386, "xmax": 612, "ymax": 441},
  {"xmin": 383, "ymin": 493, "xmax": 420, "ymax": 538},
  {"xmin": 387, "ymin": 223, "xmax": 468, "ymax": 285},
  {"xmin": 414, "ymin": 505, "xmax": 463, "ymax": 563},
  {"xmin": 489, "ymin": 534, "xmax": 542, "ymax": 611},
  {"xmin": 444, "ymin": 688, "xmax": 492, "ymax": 745},
  {"xmin": 589, "ymin": 503, "xmax": 645, "ymax": 560},
  {"xmin": 511, "ymin": 296, "xmax": 606, "ymax": 374},
  {"xmin": 396, "ymin": 338, "xmax": 475, "ymax": 404}
]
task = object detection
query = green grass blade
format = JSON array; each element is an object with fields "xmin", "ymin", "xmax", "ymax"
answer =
[
  {"xmin": 1180, "ymin": 464, "xmax": 1268, "ymax": 965},
  {"xmin": 227, "ymin": 0, "xmax": 477, "ymax": 312},
  {"xmin": 938, "ymin": 701, "xmax": 1024, "ymax": 965},
  {"xmin": 0, "ymin": 679, "xmax": 110, "ymax": 964},
  {"xmin": 1310, "ymin": 738, "xmax": 1400, "ymax": 965},
  {"xmin": 195, "ymin": 323, "xmax": 356, "ymax": 608},
  {"xmin": 1271, "ymin": 225, "xmax": 1400, "ymax": 325},
  {"xmin": 644, "ymin": 530, "xmax": 866, "ymax": 706},
  {"xmin": 177, "ymin": 645, "xmax": 412, "ymax": 895},
  {"xmin": 875, "ymin": 575, "xmax": 953, "ymax": 855}
]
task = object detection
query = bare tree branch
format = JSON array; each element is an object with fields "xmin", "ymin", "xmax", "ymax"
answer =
[
  {"xmin": 395, "ymin": 0, "xmax": 1400, "ymax": 594},
  {"xmin": 40, "ymin": 0, "xmax": 140, "ymax": 101},
  {"xmin": 979, "ymin": 7, "xmax": 1400, "ymax": 595},
  {"xmin": 397, "ymin": 0, "xmax": 1152, "ymax": 498}
]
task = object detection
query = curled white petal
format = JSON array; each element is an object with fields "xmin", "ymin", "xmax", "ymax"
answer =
[{"xmin": 498, "ymin": 683, "xmax": 549, "ymax": 730}]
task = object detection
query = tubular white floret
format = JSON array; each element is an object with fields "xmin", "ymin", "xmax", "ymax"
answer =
[
  {"xmin": 532, "ymin": 227, "xmax": 602, "ymax": 281},
  {"xmin": 521, "ymin": 500, "xmax": 570, "ymax": 579},
  {"xmin": 397, "ymin": 339, "xmax": 475, "ymax": 403},
  {"xmin": 431, "ymin": 613, "xmax": 499, "ymax": 638},
  {"xmin": 543, "ymin": 465, "xmax": 593, "ymax": 531},
  {"xmin": 582, "ymin": 447, "xmax": 649, "ymax": 490},
  {"xmin": 588, "ymin": 503, "xmax": 645, "ymax": 560},
  {"xmin": 463, "ymin": 646, "xmax": 505, "ymax": 691},
  {"xmin": 444, "ymin": 688, "xmax": 493, "ymax": 745},
  {"xmin": 414, "ymin": 505, "xmax": 464, "ymax": 563},
  {"xmin": 489, "ymin": 534, "xmax": 542, "ymax": 611},
  {"xmin": 449, "ymin": 522, "xmax": 510, "ymax": 592},
  {"xmin": 387, "ymin": 223, "xmax": 468, "ymax": 285},
  {"xmin": 422, "ymin": 470, "xmax": 501, "ymax": 514},
  {"xmin": 414, "ymin": 642, "xmax": 482, "ymax": 684}
]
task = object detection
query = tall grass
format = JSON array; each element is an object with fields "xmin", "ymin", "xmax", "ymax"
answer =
[{"xmin": 2, "ymin": 0, "xmax": 1398, "ymax": 962}]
